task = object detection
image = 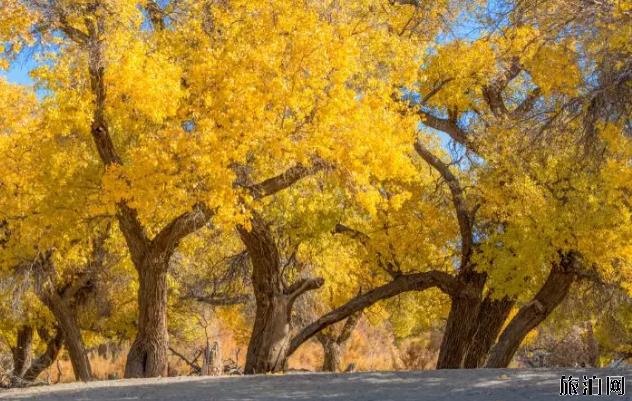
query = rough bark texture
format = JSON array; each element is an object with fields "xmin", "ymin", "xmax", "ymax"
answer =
[
  {"xmin": 436, "ymin": 271, "xmax": 486, "ymax": 369},
  {"xmin": 21, "ymin": 328, "xmax": 64, "ymax": 382},
  {"xmin": 485, "ymin": 255, "xmax": 578, "ymax": 368},
  {"xmin": 124, "ymin": 262, "xmax": 169, "ymax": 378},
  {"xmin": 33, "ymin": 254, "xmax": 93, "ymax": 382},
  {"xmin": 44, "ymin": 294, "xmax": 92, "ymax": 381},
  {"xmin": 239, "ymin": 215, "xmax": 323, "ymax": 374},
  {"xmin": 463, "ymin": 296, "xmax": 514, "ymax": 368},
  {"xmin": 11, "ymin": 326, "xmax": 33, "ymax": 378}
]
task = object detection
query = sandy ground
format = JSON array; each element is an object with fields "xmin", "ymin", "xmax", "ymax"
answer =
[{"xmin": 1, "ymin": 368, "xmax": 630, "ymax": 401}]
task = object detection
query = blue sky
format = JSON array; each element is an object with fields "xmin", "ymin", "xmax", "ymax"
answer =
[{"xmin": 1, "ymin": 50, "xmax": 36, "ymax": 86}]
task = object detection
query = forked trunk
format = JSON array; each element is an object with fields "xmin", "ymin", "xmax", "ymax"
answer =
[
  {"xmin": 436, "ymin": 272, "xmax": 485, "ymax": 369},
  {"xmin": 239, "ymin": 215, "xmax": 322, "ymax": 374},
  {"xmin": 12, "ymin": 326, "xmax": 33, "ymax": 378},
  {"xmin": 124, "ymin": 262, "xmax": 169, "ymax": 378},
  {"xmin": 21, "ymin": 328, "xmax": 64, "ymax": 382},
  {"xmin": 463, "ymin": 296, "xmax": 514, "ymax": 368},
  {"xmin": 485, "ymin": 256, "xmax": 577, "ymax": 368}
]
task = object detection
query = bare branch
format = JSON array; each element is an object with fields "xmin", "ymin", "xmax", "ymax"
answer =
[{"xmin": 185, "ymin": 293, "xmax": 252, "ymax": 306}]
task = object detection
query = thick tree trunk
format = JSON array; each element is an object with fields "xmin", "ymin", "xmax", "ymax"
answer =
[
  {"xmin": 485, "ymin": 256, "xmax": 578, "ymax": 368},
  {"xmin": 239, "ymin": 215, "xmax": 323, "ymax": 374},
  {"xmin": 11, "ymin": 326, "xmax": 33, "ymax": 378},
  {"xmin": 245, "ymin": 295, "xmax": 292, "ymax": 374},
  {"xmin": 436, "ymin": 271, "xmax": 486, "ymax": 369},
  {"xmin": 21, "ymin": 328, "xmax": 64, "ymax": 382},
  {"xmin": 124, "ymin": 262, "xmax": 169, "ymax": 378},
  {"xmin": 463, "ymin": 296, "xmax": 514, "ymax": 368}
]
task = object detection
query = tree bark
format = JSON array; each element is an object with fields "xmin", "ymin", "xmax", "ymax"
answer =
[
  {"xmin": 238, "ymin": 215, "xmax": 323, "ymax": 374},
  {"xmin": 21, "ymin": 328, "xmax": 64, "ymax": 382},
  {"xmin": 33, "ymin": 253, "xmax": 93, "ymax": 382},
  {"xmin": 463, "ymin": 296, "xmax": 514, "ymax": 368},
  {"xmin": 485, "ymin": 255, "xmax": 578, "ymax": 368},
  {"xmin": 40, "ymin": 292, "xmax": 92, "ymax": 382},
  {"xmin": 11, "ymin": 326, "xmax": 33, "ymax": 378},
  {"xmin": 316, "ymin": 313, "xmax": 359, "ymax": 372},
  {"xmin": 321, "ymin": 339, "xmax": 341, "ymax": 372},
  {"xmin": 436, "ymin": 271, "xmax": 486, "ymax": 369},
  {"xmin": 124, "ymin": 262, "xmax": 169, "ymax": 378}
]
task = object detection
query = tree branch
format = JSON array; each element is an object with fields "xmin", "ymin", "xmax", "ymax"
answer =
[
  {"xmin": 288, "ymin": 270, "xmax": 456, "ymax": 355},
  {"xmin": 414, "ymin": 140, "xmax": 473, "ymax": 266},
  {"xmin": 151, "ymin": 203, "xmax": 214, "ymax": 260},
  {"xmin": 185, "ymin": 293, "xmax": 252, "ymax": 306},
  {"xmin": 247, "ymin": 160, "xmax": 329, "ymax": 199},
  {"xmin": 168, "ymin": 347, "xmax": 201, "ymax": 374},
  {"xmin": 511, "ymin": 87, "xmax": 542, "ymax": 119},
  {"xmin": 286, "ymin": 277, "xmax": 325, "ymax": 303},
  {"xmin": 333, "ymin": 223, "xmax": 400, "ymax": 278},
  {"xmin": 336, "ymin": 312, "xmax": 361, "ymax": 345},
  {"xmin": 418, "ymin": 110, "xmax": 473, "ymax": 151}
]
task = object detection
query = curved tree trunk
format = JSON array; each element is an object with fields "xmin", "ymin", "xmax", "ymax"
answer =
[
  {"xmin": 485, "ymin": 255, "xmax": 578, "ymax": 368},
  {"xmin": 436, "ymin": 271, "xmax": 486, "ymax": 369},
  {"xmin": 41, "ymin": 293, "xmax": 92, "ymax": 382},
  {"xmin": 288, "ymin": 271, "xmax": 455, "ymax": 357},
  {"xmin": 463, "ymin": 296, "xmax": 514, "ymax": 368},
  {"xmin": 33, "ymin": 253, "xmax": 93, "ymax": 382},
  {"xmin": 11, "ymin": 326, "xmax": 33, "ymax": 378},
  {"xmin": 239, "ymin": 214, "xmax": 323, "ymax": 374},
  {"xmin": 21, "ymin": 328, "xmax": 64, "ymax": 382},
  {"xmin": 124, "ymin": 263, "xmax": 169, "ymax": 378}
]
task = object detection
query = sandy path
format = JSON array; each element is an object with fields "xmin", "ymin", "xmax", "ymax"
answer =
[{"xmin": 1, "ymin": 368, "xmax": 630, "ymax": 400}]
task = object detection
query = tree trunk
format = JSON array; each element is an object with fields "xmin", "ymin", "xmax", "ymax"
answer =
[
  {"xmin": 245, "ymin": 295, "xmax": 292, "ymax": 374},
  {"xmin": 124, "ymin": 262, "xmax": 169, "ymax": 378},
  {"xmin": 436, "ymin": 271, "xmax": 486, "ymax": 369},
  {"xmin": 463, "ymin": 296, "xmax": 514, "ymax": 368},
  {"xmin": 321, "ymin": 339, "xmax": 341, "ymax": 372},
  {"xmin": 42, "ymin": 294, "xmax": 92, "ymax": 382},
  {"xmin": 485, "ymin": 255, "xmax": 578, "ymax": 368},
  {"xmin": 317, "ymin": 313, "xmax": 360, "ymax": 372},
  {"xmin": 11, "ymin": 326, "xmax": 33, "ymax": 378},
  {"xmin": 238, "ymin": 215, "xmax": 323, "ymax": 374},
  {"xmin": 22, "ymin": 328, "xmax": 64, "ymax": 382},
  {"xmin": 201, "ymin": 341, "xmax": 222, "ymax": 376}
]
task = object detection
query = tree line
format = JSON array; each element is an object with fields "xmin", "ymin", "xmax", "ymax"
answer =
[{"xmin": 0, "ymin": 0, "xmax": 630, "ymax": 383}]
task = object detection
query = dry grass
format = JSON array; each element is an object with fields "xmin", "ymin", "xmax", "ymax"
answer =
[{"xmin": 32, "ymin": 317, "xmax": 437, "ymax": 382}]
